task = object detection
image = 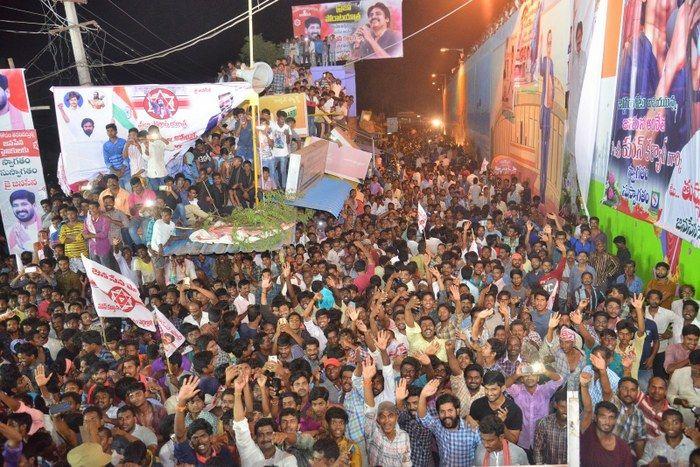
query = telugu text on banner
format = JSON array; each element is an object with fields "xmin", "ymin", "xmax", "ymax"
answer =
[{"xmin": 291, "ymin": 1, "xmax": 403, "ymax": 61}]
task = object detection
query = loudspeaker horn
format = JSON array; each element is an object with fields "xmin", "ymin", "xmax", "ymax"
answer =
[{"xmin": 236, "ymin": 62, "xmax": 274, "ymax": 94}]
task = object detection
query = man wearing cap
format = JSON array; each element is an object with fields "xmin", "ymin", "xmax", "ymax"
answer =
[
  {"xmin": 320, "ymin": 357, "xmax": 343, "ymax": 403},
  {"xmin": 7, "ymin": 189, "xmax": 42, "ymax": 255},
  {"xmin": 67, "ymin": 443, "xmax": 112, "ymax": 467},
  {"xmin": 361, "ymin": 357, "xmax": 412, "ymax": 466},
  {"xmin": 0, "ymin": 73, "xmax": 32, "ymax": 130}
]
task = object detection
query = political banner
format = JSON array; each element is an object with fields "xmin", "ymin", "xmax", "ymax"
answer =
[
  {"xmin": 154, "ymin": 307, "xmax": 185, "ymax": 357},
  {"xmin": 260, "ymin": 93, "xmax": 308, "ymax": 136},
  {"xmin": 51, "ymin": 83, "xmax": 256, "ymax": 188},
  {"xmin": 291, "ymin": 1, "xmax": 403, "ymax": 61},
  {"xmin": 0, "ymin": 69, "xmax": 33, "ymax": 131},
  {"xmin": 83, "ymin": 255, "xmax": 156, "ymax": 331},
  {"xmin": 468, "ymin": 0, "xmax": 570, "ymax": 210},
  {"xmin": 604, "ymin": 0, "xmax": 700, "ymax": 246},
  {"xmin": 510, "ymin": 0, "xmax": 543, "ymax": 87},
  {"xmin": 567, "ymin": 0, "xmax": 606, "ymax": 216},
  {"xmin": 0, "ymin": 130, "xmax": 47, "ymax": 255}
]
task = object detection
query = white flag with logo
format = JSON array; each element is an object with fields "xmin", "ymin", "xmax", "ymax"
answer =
[
  {"xmin": 154, "ymin": 307, "xmax": 185, "ymax": 357},
  {"xmin": 82, "ymin": 255, "xmax": 156, "ymax": 331},
  {"xmin": 417, "ymin": 203, "xmax": 428, "ymax": 233}
]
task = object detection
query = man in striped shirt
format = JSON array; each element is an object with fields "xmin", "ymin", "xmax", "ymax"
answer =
[
  {"xmin": 635, "ymin": 376, "xmax": 670, "ymax": 437},
  {"xmin": 57, "ymin": 206, "xmax": 87, "ymax": 272}
]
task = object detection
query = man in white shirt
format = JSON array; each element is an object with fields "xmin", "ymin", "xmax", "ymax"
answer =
[
  {"xmin": 181, "ymin": 301, "xmax": 210, "ymax": 328},
  {"xmin": 234, "ymin": 279, "xmax": 256, "ymax": 322},
  {"xmin": 232, "ymin": 368, "xmax": 297, "ymax": 466},
  {"xmin": 143, "ymin": 125, "xmax": 174, "ymax": 191},
  {"xmin": 123, "ymin": 128, "xmax": 146, "ymax": 179},
  {"xmin": 164, "ymin": 256, "xmax": 196, "ymax": 286},
  {"xmin": 639, "ymin": 408, "xmax": 695, "ymax": 465},
  {"xmin": 113, "ymin": 405, "xmax": 157, "ymax": 453},
  {"xmin": 646, "ymin": 289, "xmax": 683, "ymax": 375},
  {"xmin": 270, "ymin": 110, "xmax": 291, "ymax": 190},
  {"xmin": 150, "ymin": 208, "xmax": 188, "ymax": 259}
]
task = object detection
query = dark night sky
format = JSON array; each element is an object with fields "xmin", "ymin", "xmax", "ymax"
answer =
[{"xmin": 1, "ymin": 0, "xmax": 510, "ymax": 182}]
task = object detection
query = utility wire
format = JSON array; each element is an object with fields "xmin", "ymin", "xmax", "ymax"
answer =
[
  {"xmin": 104, "ymin": 0, "xmax": 210, "ymax": 76},
  {"xmin": 0, "ymin": 19, "xmax": 49, "ymax": 26},
  {"xmin": 78, "ymin": 3, "xmax": 184, "ymax": 82},
  {"xmin": 32, "ymin": 1, "xmax": 277, "ymax": 80},
  {"xmin": 0, "ymin": 29, "xmax": 49, "ymax": 35},
  {"xmin": 0, "ymin": 5, "xmax": 46, "ymax": 17},
  {"xmin": 96, "ymin": 0, "xmax": 279, "ymax": 67}
]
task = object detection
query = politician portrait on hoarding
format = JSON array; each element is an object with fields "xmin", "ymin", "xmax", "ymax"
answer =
[
  {"xmin": 353, "ymin": 2, "xmax": 402, "ymax": 59},
  {"xmin": 0, "ymin": 72, "xmax": 33, "ymax": 131},
  {"xmin": 305, "ymin": 16, "xmax": 322, "ymax": 37},
  {"xmin": 7, "ymin": 189, "xmax": 42, "ymax": 255}
]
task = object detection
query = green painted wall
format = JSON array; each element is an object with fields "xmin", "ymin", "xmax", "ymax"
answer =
[{"xmin": 587, "ymin": 180, "xmax": 700, "ymax": 286}]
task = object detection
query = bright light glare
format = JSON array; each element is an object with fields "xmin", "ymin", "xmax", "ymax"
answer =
[
  {"xmin": 440, "ymin": 48, "xmax": 449, "ymax": 52},
  {"xmin": 144, "ymin": 200, "xmax": 155, "ymax": 208},
  {"xmin": 431, "ymin": 118, "xmax": 443, "ymax": 128}
]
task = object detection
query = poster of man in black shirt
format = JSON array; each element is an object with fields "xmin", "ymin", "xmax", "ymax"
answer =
[{"xmin": 354, "ymin": 2, "xmax": 403, "ymax": 59}]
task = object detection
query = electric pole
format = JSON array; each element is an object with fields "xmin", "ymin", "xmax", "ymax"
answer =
[{"xmin": 53, "ymin": 0, "xmax": 93, "ymax": 86}]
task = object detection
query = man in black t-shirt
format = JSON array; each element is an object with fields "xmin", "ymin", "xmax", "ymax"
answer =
[{"xmin": 468, "ymin": 370, "xmax": 523, "ymax": 444}]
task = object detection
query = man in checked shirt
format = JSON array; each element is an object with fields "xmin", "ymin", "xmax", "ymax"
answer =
[{"xmin": 395, "ymin": 377, "xmax": 437, "ymax": 466}]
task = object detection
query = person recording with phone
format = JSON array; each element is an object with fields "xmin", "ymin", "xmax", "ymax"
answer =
[
  {"xmin": 504, "ymin": 361, "xmax": 563, "ymax": 460},
  {"xmin": 142, "ymin": 125, "xmax": 173, "ymax": 192}
]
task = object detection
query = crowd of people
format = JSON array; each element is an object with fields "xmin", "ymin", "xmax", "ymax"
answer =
[
  {"xmin": 216, "ymin": 58, "xmax": 354, "ymax": 140},
  {"xmin": 282, "ymin": 36, "xmax": 342, "ymax": 68},
  {"xmin": 0, "ymin": 119, "xmax": 698, "ymax": 466}
]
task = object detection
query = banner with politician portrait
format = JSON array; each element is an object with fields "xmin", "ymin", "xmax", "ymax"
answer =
[
  {"xmin": 0, "ymin": 69, "xmax": 33, "ymax": 131},
  {"xmin": 603, "ymin": 0, "xmax": 700, "ymax": 246},
  {"xmin": 154, "ymin": 307, "xmax": 185, "ymax": 357},
  {"xmin": 51, "ymin": 82, "xmax": 255, "ymax": 188},
  {"xmin": 291, "ymin": 1, "xmax": 404, "ymax": 61},
  {"xmin": 0, "ymin": 130, "xmax": 47, "ymax": 255}
]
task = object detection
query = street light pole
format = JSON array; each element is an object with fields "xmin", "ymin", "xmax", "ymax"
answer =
[
  {"xmin": 432, "ymin": 73, "xmax": 447, "ymax": 136},
  {"xmin": 248, "ymin": 0, "xmax": 254, "ymax": 66}
]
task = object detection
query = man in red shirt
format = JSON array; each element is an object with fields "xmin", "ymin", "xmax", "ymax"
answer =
[
  {"xmin": 581, "ymin": 400, "xmax": 634, "ymax": 467},
  {"xmin": 352, "ymin": 240, "xmax": 376, "ymax": 293}
]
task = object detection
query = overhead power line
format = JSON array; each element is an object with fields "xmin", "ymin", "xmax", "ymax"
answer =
[
  {"xmin": 0, "ymin": 5, "xmax": 46, "ymax": 17},
  {"xmin": 29, "ymin": 0, "xmax": 278, "ymax": 84},
  {"xmin": 0, "ymin": 29, "xmax": 48, "ymax": 35},
  {"xmin": 95, "ymin": 0, "xmax": 280, "ymax": 68},
  {"xmin": 104, "ymin": 0, "xmax": 210, "ymax": 76},
  {"xmin": 0, "ymin": 19, "xmax": 49, "ymax": 26}
]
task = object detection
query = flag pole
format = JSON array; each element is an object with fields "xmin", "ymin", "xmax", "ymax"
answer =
[
  {"xmin": 164, "ymin": 347, "xmax": 174, "ymax": 376},
  {"xmin": 99, "ymin": 317, "xmax": 108, "ymax": 346}
]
